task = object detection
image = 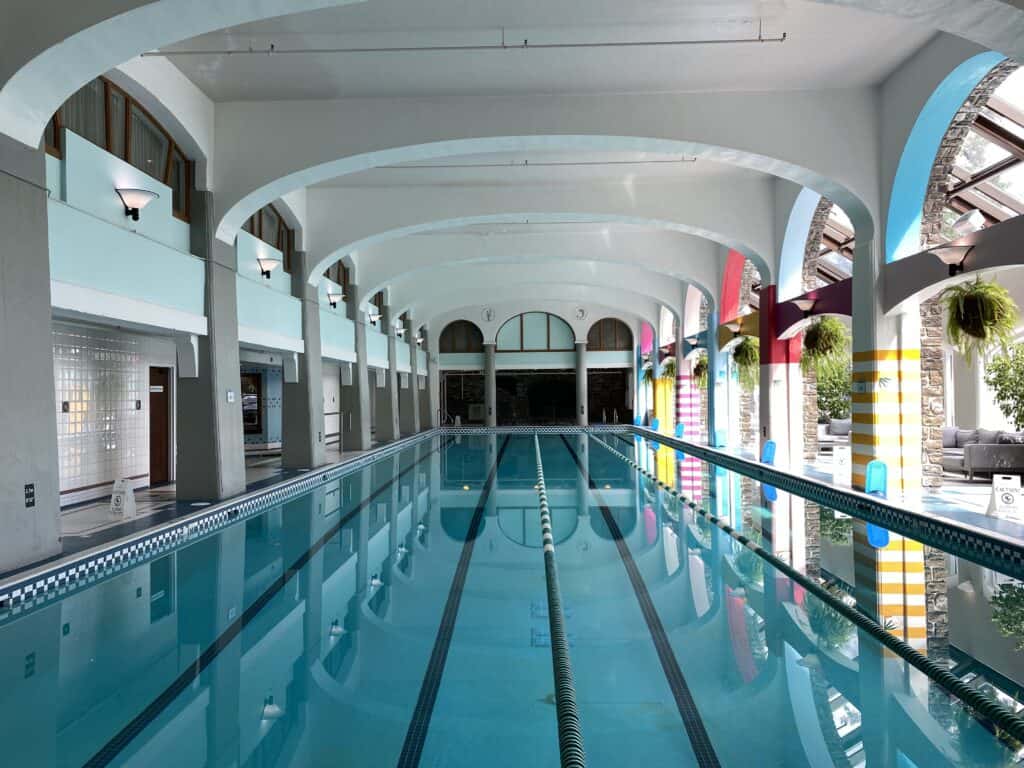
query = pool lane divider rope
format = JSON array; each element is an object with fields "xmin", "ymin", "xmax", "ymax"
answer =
[
  {"xmin": 84, "ymin": 437, "xmax": 455, "ymax": 768},
  {"xmin": 397, "ymin": 435, "xmax": 512, "ymax": 768},
  {"xmin": 590, "ymin": 434, "xmax": 1024, "ymax": 744},
  {"xmin": 558, "ymin": 435, "xmax": 722, "ymax": 768},
  {"xmin": 533, "ymin": 435, "xmax": 587, "ymax": 768}
]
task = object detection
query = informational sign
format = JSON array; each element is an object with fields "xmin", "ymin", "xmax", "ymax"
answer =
[
  {"xmin": 988, "ymin": 474, "xmax": 1024, "ymax": 523},
  {"xmin": 833, "ymin": 445, "xmax": 852, "ymax": 488},
  {"xmin": 110, "ymin": 479, "xmax": 136, "ymax": 519}
]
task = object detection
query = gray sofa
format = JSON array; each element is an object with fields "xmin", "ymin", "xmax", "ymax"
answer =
[
  {"xmin": 817, "ymin": 418, "xmax": 851, "ymax": 453},
  {"xmin": 942, "ymin": 427, "xmax": 1024, "ymax": 479}
]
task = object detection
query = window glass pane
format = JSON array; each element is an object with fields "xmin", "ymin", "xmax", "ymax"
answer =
[
  {"xmin": 170, "ymin": 151, "xmax": 187, "ymax": 215},
  {"xmin": 587, "ymin": 323, "xmax": 600, "ymax": 348},
  {"xmin": 109, "ymin": 89, "xmax": 126, "ymax": 159},
  {"xmin": 990, "ymin": 163, "xmax": 1024, "ymax": 213},
  {"xmin": 44, "ymin": 118, "xmax": 57, "ymax": 152},
  {"xmin": 61, "ymin": 79, "xmax": 106, "ymax": 148},
  {"xmin": 955, "ymin": 130, "xmax": 1011, "ymax": 176},
  {"xmin": 260, "ymin": 208, "xmax": 280, "ymax": 247},
  {"xmin": 129, "ymin": 104, "xmax": 169, "ymax": 180}
]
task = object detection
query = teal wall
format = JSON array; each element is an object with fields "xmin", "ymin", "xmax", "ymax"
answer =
[
  {"xmin": 237, "ymin": 230, "xmax": 292, "ymax": 295},
  {"xmin": 45, "ymin": 154, "xmax": 63, "ymax": 200},
  {"xmin": 587, "ymin": 350, "xmax": 632, "ymax": 367},
  {"xmin": 366, "ymin": 326, "xmax": 389, "ymax": 368},
  {"xmin": 320, "ymin": 308, "xmax": 356, "ymax": 360},
  {"xmin": 236, "ymin": 274, "xmax": 302, "ymax": 341},
  {"xmin": 61, "ymin": 131, "xmax": 189, "ymax": 254},
  {"xmin": 439, "ymin": 353, "xmax": 484, "ymax": 369},
  {"xmin": 396, "ymin": 342, "xmax": 411, "ymax": 372},
  {"xmin": 494, "ymin": 351, "xmax": 575, "ymax": 368},
  {"xmin": 417, "ymin": 348, "xmax": 427, "ymax": 374},
  {"xmin": 48, "ymin": 199, "xmax": 205, "ymax": 317}
]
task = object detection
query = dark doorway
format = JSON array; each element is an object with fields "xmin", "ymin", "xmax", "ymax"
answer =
[
  {"xmin": 149, "ymin": 367, "xmax": 171, "ymax": 485},
  {"xmin": 442, "ymin": 371, "xmax": 485, "ymax": 424},
  {"xmin": 588, "ymin": 369, "xmax": 632, "ymax": 424},
  {"xmin": 496, "ymin": 370, "xmax": 575, "ymax": 424}
]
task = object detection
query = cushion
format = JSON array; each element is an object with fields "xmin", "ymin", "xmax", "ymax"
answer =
[
  {"xmin": 942, "ymin": 427, "xmax": 957, "ymax": 449},
  {"xmin": 999, "ymin": 432, "xmax": 1024, "ymax": 445},
  {"xmin": 956, "ymin": 429, "xmax": 980, "ymax": 448},
  {"xmin": 978, "ymin": 429, "xmax": 1001, "ymax": 445},
  {"xmin": 829, "ymin": 418, "xmax": 851, "ymax": 437}
]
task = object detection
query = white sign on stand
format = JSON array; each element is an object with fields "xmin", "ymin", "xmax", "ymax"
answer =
[
  {"xmin": 988, "ymin": 474, "xmax": 1024, "ymax": 523},
  {"xmin": 111, "ymin": 479, "xmax": 137, "ymax": 519},
  {"xmin": 833, "ymin": 445, "xmax": 852, "ymax": 489}
]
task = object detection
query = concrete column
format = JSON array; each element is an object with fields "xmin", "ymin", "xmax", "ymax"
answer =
[
  {"xmin": 398, "ymin": 317, "xmax": 421, "ymax": 436},
  {"xmin": 484, "ymin": 342, "xmax": 497, "ymax": 427},
  {"xmin": 375, "ymin": 305, "xmax": 401, "ymax": 442},
  {"xmin": 706, "ymin": 310, "xmax": 726, "ymax": 447},
  {"xmin": 342, "ymin": 284, "xmax": 371, "ymax": 451},
  {"xmin": 0, "ymin": 135, "xmax": 61, "ymax": 572},
  {"xmin": 177, "ymin": 190, "xmax": 246, "ymax": 501},
  {"xmin": 426, "ymin": 332, "xmax": 441, "ymax": 428},
  {"xmin": 757, "ymin": 285, "xmax": 803, "ymax": 468},
  {"xmin": 282, "ymin": 252, "xmax": 326, "ymax": 469},
  {"xmin": 575, "ymin": 341, "xmax": 588, "ymax": 426}
]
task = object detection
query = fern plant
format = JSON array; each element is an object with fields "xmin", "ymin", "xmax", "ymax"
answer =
[
  {"xmin": 693, "ymin": 354, "xmax": 709, "ymax": 389},
  {"xmin": 733, "ymin": 336, "xmax": 760, "ymax": 392},
  {"xmin": 807, "ymin": 587, "xmax": 855, "ymax": 650},
  {"xmin": 641, "ymin": 360, "xmax": 654, "ymax": 385},
  {"xmin": 801, "ymin": 316, "xmax": 849, "ymax": 375},
  {"xmin": 659, "ymin": 355, "xmax": 676, "ymax": 382},
  {"xmin": 941, "ymin": 278, "xmax": 1019, "ymax": 365}
]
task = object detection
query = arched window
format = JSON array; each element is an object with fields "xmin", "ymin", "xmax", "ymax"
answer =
[
  {"xmin": 927, "ymin": 63, "xmax": 1023, "ymax": 245},
  {"xmin": 439, "ymin": 320, "xmax": 484, "ymax": 353},
  {"xmin": 242, "ymin": 204, "xmax": 295, "ymax": 273},
  {"xmin": 587, "ymin": 318, "xmax": 633, "ymax": 351},
  {"xmin": 496, "ymin": 312, "xmax": 574, "ymax": 352},
  {"xmin": 44, "ymin": 76, "xmax": 193, "ymax": 220}
]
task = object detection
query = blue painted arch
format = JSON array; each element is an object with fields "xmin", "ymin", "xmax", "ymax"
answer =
[{"xmin": 886, "ymin": 51, "xmax": 1007, "ymax": 263}]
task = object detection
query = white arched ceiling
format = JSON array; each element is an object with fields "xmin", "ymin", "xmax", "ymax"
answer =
[
  {"xmin": 212, "ymin": 89, "xmax": 882, "ymax": 247},
  {"xmin": 382, "ymin": 261, "xmax": 688, "ymax": 325},
  {"xmin": 806, "ymin": 0, "xmax": 1024, "ymax": 62},
  {"xmin": 349, "ymin": 229, "xmax": 722, "ymax": 304},
  {"xmin": 304, "ymin": 178, "xmax": 776, "ymax": 283},
  {"xmin": 418, "ymin": 291, "xmax": 663, "ymax": 345},
  {"xmin": 0, "ymin": 0, "xmax": 357, "ymax": 149}
]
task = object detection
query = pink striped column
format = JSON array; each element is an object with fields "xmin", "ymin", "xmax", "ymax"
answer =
[{"xmin": 676, "ymin": 367, "xmax": 704, "ymax": 501}]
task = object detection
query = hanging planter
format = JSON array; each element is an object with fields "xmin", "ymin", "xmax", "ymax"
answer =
[
  {"xmin": 801, "ymin": 317, "xmax": 849, "ymax": 375},
  {"xmin": 659, "ymin": 355, "xmax": 676, "ymax": 382},
  {"xmin": 941, "ymin": 277, "xmax": 1019, "ymax": 365},
  {"xmin": 693, "ymin": 354, "xmax": 709, "ymax": 389},
  {"xmin": 732, "ymin": 336, "xmax": 760, "ymax": 392},
  {"xmin": 640, "ymin": 360, "xmax": 654, "ymax": 385}
]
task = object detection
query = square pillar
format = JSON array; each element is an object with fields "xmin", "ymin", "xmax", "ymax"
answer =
[
  {"xmin": 484, "ymin": 342, "xmax": 497, "ymax": 427},
  {"xmin": 376, "ymin": 305, "xmax": 401, "ymax": 442},
  {"xmin": 342, "ymin": 284, "xmax": 372, "ymax": 451},
  {"xmin": 282, "ymin": 252, "xmax": 326, "ymax": 469},
  {"xmin": 575, "ymin": 341, "xmax": 588, "ymax": 426},
  {"xmin": 399, "ymin": 317, "xmax": 421, "ymax": 435}
]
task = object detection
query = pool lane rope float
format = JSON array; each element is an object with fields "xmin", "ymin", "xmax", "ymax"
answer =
[
  {"xmin": 534, "ymin": 435, "xmax": 588, "ymax": 768},
  {"xmin": 589, "ymin": 435, "xmax": 1024, "ymax": 744}
]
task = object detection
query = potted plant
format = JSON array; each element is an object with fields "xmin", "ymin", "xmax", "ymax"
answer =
[
  {"xmin": 941, "ymin": 277, "xmax": 1019, "ymax": 365},
  {"xmin": 641, "ymin": 359, "xmax": 654, "ymax": 385},
  {"xmin": 984, "ymin": 344, "xmax": 1024, "ymax": 430},
  {"xmin": 801, "ymin": 317, "xmax": 849, "ymax": 375},
  {"xmin": 732, "ymin": 336, "xmax": 760, "ymax": 392},
  {"xmin": 991, "ymin": 581, "xmax": 1024, "ymax": 651},
  {"xmin": 807, "ymin": 587, "xmax": 855, "ymax": 650},
  {"xmin": 659, "ymin": 355, "xmax": 676, "ymax": 382},
  {"xmin": 693, "ymin": 354, "xmax": 709, "ymax": 389}
]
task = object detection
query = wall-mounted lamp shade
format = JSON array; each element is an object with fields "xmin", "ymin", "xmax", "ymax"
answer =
[
  {"xmin": 396, "ymin": 326, "xmax": 406, "ymax": 336},
  {"xmin": 368, "ymin": 311, "xmax": 381, "ymax": 323},
  {"xmin": 952, "ymin": 208, "xmax": 986, "ymax": 237},
  {"xmin": 261, "ymin": 695, "xmax": 284, "ymax": 722},
  {"xmin": 792, "ymin": 298, "xmax": 816, "ymax": 313},
  {"xmin": 724, "ymin": 320, "xmax": 742, "ymax": 333},
  {"xmin": 257, "ymin": 257, "xmax": 282, "ymax": 279},
  {"xmin": 737, "ymin": 304, "xmax": 753, "ymax": 317},
  {"xmin": 685, "ymin": 336, "xmax": 699, "ymax": 345},
  {"xmin": 416, "ymin": 335, "xmax": 424, "ymax": 345},
  {"xmin": 930, "ymin": 244, "xmax": 973, "ymax": 277},
  {"xmin": 327, "ymin": 291, "xmax": 345, "ymax": 308},
  {"xmin": 115, "ymin": 188, "xmax": 159, "ymax": 221}
]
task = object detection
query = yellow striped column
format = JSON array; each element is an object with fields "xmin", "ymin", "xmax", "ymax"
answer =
[
  {"xmin": 850, "ymin": 349, "xmax": 922, "ymax": 497},
  {"xmin": 853, "ymin": 526, "xmax": 928, "ymax": 653}
]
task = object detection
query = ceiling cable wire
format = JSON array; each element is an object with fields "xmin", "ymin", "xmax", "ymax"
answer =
[{"xmin": 144, "ymin": 21, "xmax": 786, "ymax": 57}]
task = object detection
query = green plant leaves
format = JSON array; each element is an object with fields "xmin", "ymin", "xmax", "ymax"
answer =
[
  {"xmin": 733, "ymin": 336, "xmax": 759, "ymax": 392},
  {"xmin": 984, "ymin": 344, "xmax": 1024, "ymax": 430},
  {"xmin": 942, "ymin": 277, "xmax": 1019, "ymax": 365}
]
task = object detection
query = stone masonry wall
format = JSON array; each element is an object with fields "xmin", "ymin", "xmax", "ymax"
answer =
[{"xmin": 802, "ymin": 197, "xmax": 834, "ymax": 461}]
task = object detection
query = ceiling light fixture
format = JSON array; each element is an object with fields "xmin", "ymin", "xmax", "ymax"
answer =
[
  {"xmin": 115, "ymin": 188, "xmax": 159, "ymax": 221},
  {"xmin": 792, "ymin": 298, "xmax": 816, "ymax": 318},
  {"xmin": 327, "ymin": 290, "xmax": 345, "ymax": 308},
  {"xmin": 257, "ymin": 257, "xmax": 281, "ymax": 279},
  {"xmin": 931, "ymin": 244, "xmax": 974, "ymax": 277}
]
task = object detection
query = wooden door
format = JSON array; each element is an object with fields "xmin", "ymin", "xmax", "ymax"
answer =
[{"xmin": 149, "ymin": 368, "xmax": 170, "ymax": 485}]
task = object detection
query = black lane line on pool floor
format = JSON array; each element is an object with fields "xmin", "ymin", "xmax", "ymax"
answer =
[
  {"xmin": 559, "ymin": 434, "xmax": 722, "ymax": 768},
  {"xmin": 84, "ymin": 438, "xmax": 452, "ymax": 768},
  {"xmin": 397, "ymin": 435, "xmax": 511, "ymax": 768}
]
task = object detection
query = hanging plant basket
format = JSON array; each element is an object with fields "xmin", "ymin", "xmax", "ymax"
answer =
[
  {"xmin": 733, "ymin": 336, "xmax": 760, "ymax": 392},
  {"xmin": 659, "ymin": 355, "xmax": 676, "ymax": 382},
  {"xmin": 801, "ymin": 317, "xmax": 849, "ymax": 375},
  {"xmin": 941, "ymin": 277, "xmax": 1019, "ymax": 365},
  {"xmin": 641, "ymin": 360, "xmax": 654, "ymax": 385},
  {"xmin": 693, "ymin": 354, "xmax": 709, "ymax": 389}
]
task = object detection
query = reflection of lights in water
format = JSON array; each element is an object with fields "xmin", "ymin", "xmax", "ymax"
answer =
[
  {"xmin": 604, "ymin": 484, "xmax": 612, "ymax": 489},
  {"xmin": 329, "ymin": 619, "xmax": 346, "ymax": 638},
  {"xmin": 417, "ymin": 523, "xmax": 426, "ymax": 533},
  {"xmin": 397, "ymin": 545, "xmax": 409, "ymax": 556},
  {"xmin": 463, "ymin": 485, "xmax": 471, "ymax": 491},
  {"xmin": 261, "ymin": 695, "xmax": 284, "ymax": 721},
  {"xmin": 369, "ymin": 574, "xmax": 383, "ymax": 589}
]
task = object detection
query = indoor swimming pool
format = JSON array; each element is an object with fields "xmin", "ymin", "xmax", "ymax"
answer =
[{"xmin": 2, "ymin": 431, "xmax": 1024, "ymax": 767}]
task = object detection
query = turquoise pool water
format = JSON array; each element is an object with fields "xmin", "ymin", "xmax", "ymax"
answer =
[{"xmin": 0, "ymin": 432, "xmax": 1020, "ymax": 767}]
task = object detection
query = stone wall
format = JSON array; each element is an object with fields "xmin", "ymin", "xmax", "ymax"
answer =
[
  {"xmin": 738, "ymin": 259, "xmax": 759, "ymax": 452},
  {"xmin": 802, "ymin": 197, "xmax": 834, "ymax": 461}
]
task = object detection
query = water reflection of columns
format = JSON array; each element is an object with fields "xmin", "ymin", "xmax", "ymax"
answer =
[
  {"xmin": 486, "ymin": 434, "xmax": 499, "ymax": 518},
  {"xmin": 2, "ymin": 604, "xmax": 60, "ymax": 766}
]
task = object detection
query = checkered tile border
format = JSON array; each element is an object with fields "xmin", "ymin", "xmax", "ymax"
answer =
[
  {"xmin": 0, "ymin": 429, "xmax": 441, "ymax": 625},
  {"xmin": 628, "ymin": 426, "xmax": 1024, "ymax": 581}
]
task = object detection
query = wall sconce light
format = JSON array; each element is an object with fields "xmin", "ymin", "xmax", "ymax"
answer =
[
  {"xmin": 368, "ymin": 310, "xmax": 381, "ymax": 324},
  {"xmin": 724, "ymin": 320, "xmax": 742, "ymax": 333},
  {"xmin": 792, "ymin": 298, "xmax": 816, "ymax": 318},
  {"xmin": 257, "ymin": 257, "xmax": 281, "ymax": 279},
  {"xmin": 415, "ymin": 335, "xmax": 424, "ymax": 346},
  {"xmin": 396, "ymin": 326, "xmax": 406, "ymax": 337},
  {"xmin": 931, "ymin": 244, "xmax": 973, "ymax": 277},
  {"xmin": 327, "ymin": 291, "xmax": 345, "ymax": 308},
  {"xmin": 115, "ymin": 188, "xmax": 159, "ymax": 221},
  {"xmin": 685, "ymin": 336, "xmax": 698, "ymax": 345},
  {"xmin": 952, "ymin": 208, "xmax": 985, "ymax": 237}
]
